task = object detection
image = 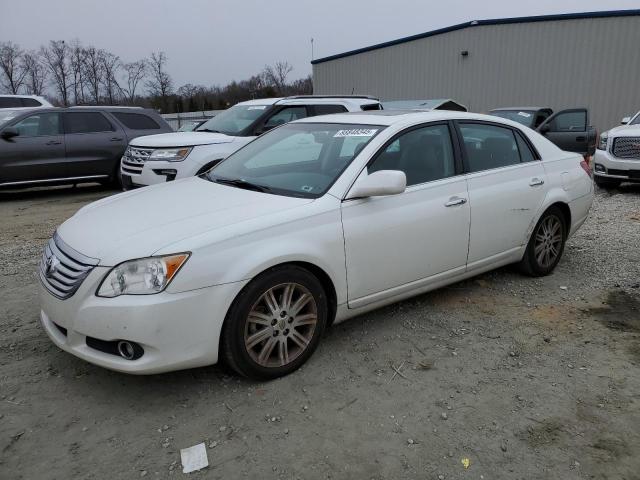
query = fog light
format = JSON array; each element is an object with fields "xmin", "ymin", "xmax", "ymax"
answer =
[
  {"xmin": 594, "ymin": 163, "xmax": 605, "ymax": 173},
  {"xmin": 152, "ymin": 169, "xmax": 178, "ymax": 181}
]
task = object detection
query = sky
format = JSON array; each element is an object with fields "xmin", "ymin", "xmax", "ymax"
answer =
[{"xmin": 1, "ymin": 0, "xmax": 639, "ymax": 89}]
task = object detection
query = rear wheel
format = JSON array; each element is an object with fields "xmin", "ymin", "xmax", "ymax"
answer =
[
  {"xmin": 519, "ymin": 206, "xmax": 566, "ymax": 277},
  {"xmin": 221, "ymin": 265, "xmax": 327, "ymax": 380},
  {"xmin": 594, "ymin": 177, "xmax": 621, "ymax": 190}
]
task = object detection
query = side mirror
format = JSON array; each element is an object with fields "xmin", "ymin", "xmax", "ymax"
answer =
[
  {"xmin": 538, "ymin": 124, "xmax": 550, "ymax": 134},
  {"xmin": 346, "ymin": 170, "xmax": 406, "ymax": 199},
  {"xmin": 1, "ymin": 126, "xmax": 19, "ymax": 139},
  {"xmin": 621, "ymin": 117, "xmax": 631, "ymax": 125}
]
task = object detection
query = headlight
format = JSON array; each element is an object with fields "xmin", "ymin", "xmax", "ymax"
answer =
[
  {"xmin": 96, "ymin": 253, "xmax": 190, "ymax": 298},
  {"xmin": 597, "ymin": 132, "xmax": 608, "ymax": 151},
  {"xmin": 148, "ymin": 147, "xmax": 192, "ymax": 162}
]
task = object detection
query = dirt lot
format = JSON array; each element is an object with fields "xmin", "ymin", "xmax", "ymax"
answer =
[{"xmin": 1, "ymin": 183, "xmax": 639, "ymax": 480}]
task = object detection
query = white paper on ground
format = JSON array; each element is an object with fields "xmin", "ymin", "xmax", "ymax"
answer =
[{"xmin": 181, "ymin": 443, "xmax": 209, "ymax": 473}]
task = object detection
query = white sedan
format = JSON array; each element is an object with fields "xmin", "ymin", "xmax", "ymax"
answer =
[{"xmin": 38, "ymin": 110, "xmax": 594, "ymax": 379}]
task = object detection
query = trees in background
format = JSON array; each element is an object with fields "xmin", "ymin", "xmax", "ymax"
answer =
[{"xmin": 0, "ymin": 40, "xmax": 312, "ymax": 112}]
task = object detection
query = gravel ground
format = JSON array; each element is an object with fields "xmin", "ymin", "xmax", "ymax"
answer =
[{"xmin": 0, "ymin": 183, "xmax": 639, "ymax": 479}]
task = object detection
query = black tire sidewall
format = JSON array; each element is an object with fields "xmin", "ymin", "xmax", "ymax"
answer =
[
  {"xmin": 222, "ymin": 266, "xmax": 327, "ymax": 380},
  {"xmin": 525, "ymin": 207, "xmax": 567, "ymax": 276}
]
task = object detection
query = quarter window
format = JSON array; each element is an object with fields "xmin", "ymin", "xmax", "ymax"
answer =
[
  {"xmin": 459, "ymin": 123, "xmax": 521, "ymax": 172},
  {"xmin": 64, "ymin": 112, "xmax": 114, "ymax": 134},
  {"xmin": 112, "ymin": 112, "xmax": 160, "ymax": 130},
  {"xmin": 21, "ymin": 98, "xmax": 42, "ymax": 107},
  {"xmin": 515, "ymin": 133, "xmax": 537, "ymax": 163},
  {"xmin": 369, "ymin": 124, "xmax": 456, "ymax": 186},
  {"xmin": 13, "ymin": 113, "xmax": 62, "ymax": 137}
]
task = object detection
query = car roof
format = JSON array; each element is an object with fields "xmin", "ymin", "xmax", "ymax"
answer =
[
  {"xmin": 10, "ymin": 106, "xmax": 157, "ymax": 114},
  {"xmin": 490, "ymin": 107, "xmax": 551, "ymax": 111},
  {"xmin": 294, "ymin": 110, "xmax": 530, "ymax": 128},
  {"xmin": 236, "ymin": 96, "xmax": 381, "ymax": 107}
]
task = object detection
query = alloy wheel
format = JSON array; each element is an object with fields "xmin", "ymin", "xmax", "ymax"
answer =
[
  {"xmin": 533, "ymin": 215, "xmax": 563, "ymax": 269},
  {"xmin": 244, "ymin": 282, "xmax": 318, "ymax": 368}
]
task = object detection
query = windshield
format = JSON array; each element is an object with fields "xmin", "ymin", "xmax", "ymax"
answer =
[
  {"xmin": 630, "ymin": 113, "xmax": 640, "ymax": 125},
  {"xmin": 490, "ymin": 110, "xmax": 536, "ymax": 127},
  {"xmin": 206, "ymin": 122, "xmax": 384, "ymax": 198},
  {"xmin": 195, "ymin": 104, "xmax": 270, "ymax": 135},
  {"xmin": 0, "ymin": 109, "xmax": 21, "ymax": 127}
]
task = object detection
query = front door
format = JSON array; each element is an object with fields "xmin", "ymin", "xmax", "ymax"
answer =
[
  {"xmin": 341, "ymin": 123, "xmax": 470, "ymax": 306},
  {"xmin": 538, "ymin": 108, "xmax": 590, "ymax": 155},
  {"xmin": 0, "ymin": 112, "xmax": 65, "ymax": 184}
]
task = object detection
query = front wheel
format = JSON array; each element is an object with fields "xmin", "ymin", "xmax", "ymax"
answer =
[
  {"xmin": 221, "ymin": 266, "xmax": 327, "ymax": 380},
  {"xmin": 519, "ymin": 207, "xmax": 567, "ymax": 277}
]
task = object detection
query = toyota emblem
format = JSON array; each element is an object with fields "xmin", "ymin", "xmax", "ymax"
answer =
[{"xmin": 45, "ymin": 255, "xmax": 60, "ymax": 278}]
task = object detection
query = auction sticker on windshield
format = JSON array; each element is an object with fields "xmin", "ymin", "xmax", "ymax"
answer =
[{"xmin": 333, "ymin": 129, "xmax": 378, "ymax": 137}]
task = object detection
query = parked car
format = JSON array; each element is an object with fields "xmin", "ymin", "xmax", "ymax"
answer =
[
  {"xmin": 592, "ymin": 110, "xmax": 640, "ymax": 188},
  {"xmin": 0, "ymin": 106, "xmax": 172, "ymax": 189},
  {"xmin": 0, "ymin": 94, "xmax": 53, "ymax": 110},
  {"xmin": 489, "ymin": 107, "xmax": 597, "ymax": 157},
  {"xmin": 120, "ymin": 95, "xmax": 383, "ymax": 189},
  {"xmin": 39, "ymin": 110, "xmax": 593, "ymax": 379}
]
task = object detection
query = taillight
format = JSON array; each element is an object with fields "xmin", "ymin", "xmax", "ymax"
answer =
[{"xmin": 580, "ymin": 159, "xmax": 593, "ymax": 178}]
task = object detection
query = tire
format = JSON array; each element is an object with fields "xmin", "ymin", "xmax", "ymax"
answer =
[
  {"xmin": 221, "ymin": 265, "xmax": 328, "ymax": 380},
  {"xmin": 594, "ymin": 177, "xmax": 621, "ymax": 190},
  {"xmin": 519, "ymin": 206, "xmax": 567, "ymax": 277}
]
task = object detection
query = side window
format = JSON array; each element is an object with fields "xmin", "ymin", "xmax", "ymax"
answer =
[
  {"xmin": 21, "ymin": 98, "xmax": 42, "ymax": 107},
  {"xmin": 313, "ymin": 105, "xmax": 348, "ymax": 115},
  {"xmin": 361, "ymin": 103, "xmax": 382, "ymax": 111},
  {"xmin": 263, "ymin": 106, "xmax": 307, "ymax": 129},
  {"xmin": 0, "ymin": 97, "xmax": 23, "ymax": 108},
  {"xmin": 12, "ymin": 113, "xmax": 62, "ymax": 137},
  {"xmin": 459, "ymin": 123, "xmax": 521, "ymax": 172},
  {"xmin": 515, "ymin": 132, "xmax": 537, "ymax": 163},
  {"xmin": 548, "ymin": 111, "xmax": 586, "ymax": 132},
  {"xmin": 64, "ymin": 112, "xmax": 114, "ymax": 134},
  {"xmin": 369, "ymin": 124, "xmax": 455, "ymax": 186},
  {"xmin": 112, "ymin": 112, "xmax": 161, "ymax": 130}
]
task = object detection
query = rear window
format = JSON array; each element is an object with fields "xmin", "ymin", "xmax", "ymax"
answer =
[
  {"xmin": 361, "ymin": 103, "xmax": 382, "ymax": 111},
  {"xmin": 112, "ymin": 112, "xmax": 161, "ymax": 130},
  {"xmin": 64, "ymin": 112, "xmax": 115, "ymax": 134}
]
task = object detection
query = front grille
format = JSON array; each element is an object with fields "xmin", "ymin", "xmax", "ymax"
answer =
[
  {"xmin": 39, "ymin": 233, "xmax": 99, "ymax": 300},
  {"xmin": 612, "ymin": 137, "xmax": 640, "ymax": 159},
  {"xmin": 121, "ymin": 146, "xmax": 154, "ymax": 175}
]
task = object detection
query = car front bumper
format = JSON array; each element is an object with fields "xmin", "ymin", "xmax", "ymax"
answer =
[
  {"xmin": 593, "ymin": 149, "xmax": 640, "ymax": 182},
  {"xmin": 39, "ymin": 267, "xmax": 248, "ymax": 374}
]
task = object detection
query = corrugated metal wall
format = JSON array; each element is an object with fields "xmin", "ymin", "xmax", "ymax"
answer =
[{"xmin": 312, "ymin": 16, "xmax": 640, "ymax": 131}]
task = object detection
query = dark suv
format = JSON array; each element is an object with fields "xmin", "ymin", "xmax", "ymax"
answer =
[{"xmin": 0, "ymin": 107, "xmax": 172, "ymax": 189}]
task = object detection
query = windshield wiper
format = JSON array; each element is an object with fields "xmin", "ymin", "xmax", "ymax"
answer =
[
  {"xmin": 197, "ymin": 128, "xmax": 222, "ymax": 133},
  {"xmin": 213, "ymin": 177, "xmax": 271, "ymax": 193}
]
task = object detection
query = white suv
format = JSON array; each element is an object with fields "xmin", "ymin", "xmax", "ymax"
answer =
[
  {"xmin": 120, "ymin": 96, "xmax": 382, "ymax": 189},
  {"xmin": 0, "ymin": 94, "xmax": 53, "ymax": 109},
  {"xmin": 593, "ymin": 111, "xmax": 640, "ymax": 188}
]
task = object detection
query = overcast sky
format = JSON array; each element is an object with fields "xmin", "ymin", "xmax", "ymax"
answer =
[{"xmin": 2, "ymin": 0, "xmax": 639, "ymax": 88}]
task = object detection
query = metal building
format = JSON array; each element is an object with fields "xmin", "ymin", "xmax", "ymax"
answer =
[{"xmin": 312, "ymin": 10, "xmax": 640, "ymax": 131}]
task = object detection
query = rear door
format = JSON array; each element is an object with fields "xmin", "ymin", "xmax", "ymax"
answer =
[
  {"xmin": 0, "ymin": 112, "xmax": 65, "ymax": 184},
  {"xmin": 457, "ymin": 121, "xmax": 547, "ymax": 267},
  {"xmin": 538, "ymin": 108, "xmax": 590, "ymax": 155},
  {"xmin": 63, "ymin": 111, "xmax": 127, "ymax": 177}
]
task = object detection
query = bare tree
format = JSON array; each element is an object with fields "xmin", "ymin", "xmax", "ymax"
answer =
[
  {"xmin": 121, "ymin": 60, "xmax": 146, "ymax": 104},
  {"xmin": 262, "ymin": 61, "xmax": 293, "ymax": 94},
  {"xmin": 69, "ymin": 39, "xmax": 87, "ymax": 104},
  {"xmin": 0, "ymin": 41, "xmax": 27, "ymax": 94},
  {"xmin": 146, "ymin": 51, "xmax": 173, "ymax": 111},
  {"xmin": 41, "ymin": 40, "xmax": 71, "ymax": 105},
  {"xmin": 22, "ymin": 51, "xmax": 47, "ymax": 95},
  {"xmin": 100, "ymin": 51, "xmax": 121, "ymax": 104},
  {"xmin": 82, "ymin": 46, "xmax": 103, "ymax": 103}
]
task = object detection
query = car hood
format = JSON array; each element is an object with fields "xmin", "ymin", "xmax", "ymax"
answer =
[
  {"xmin": 607, "ymin": 124, "xmax": 640, "ymax": 137},
  {"xmin": 129, "ymin": 131, "xmax": 236, "ymax": 148},
  {"xmin": 57, "ymin": 177, "xmax": 313, "ymax": 265}
]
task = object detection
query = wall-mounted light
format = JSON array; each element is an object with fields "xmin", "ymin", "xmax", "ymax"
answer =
[{"xmin": 461, "ymin": 50, "xmax": 469, "ymax": 57}]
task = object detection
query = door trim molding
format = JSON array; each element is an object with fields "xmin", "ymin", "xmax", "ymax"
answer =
[{"xmin": 0, "ymin": 175, "xmax": 109, "ymax": 187}]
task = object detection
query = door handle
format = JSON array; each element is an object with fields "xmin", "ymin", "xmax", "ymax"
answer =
[
  {"xmin": 110, "ymin": 137, "xmax": 124, "ymax": 142},
  {"xmin": 529, "ymin": 178, "xmax": 545, "ymax": 186},
  {"xmin": 445, "ymin": 196, "xmax": 467, "ymax": 207},
  {"xmin": 45, "ymin": 140, "xmax": 61, "ymax": 146}
]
